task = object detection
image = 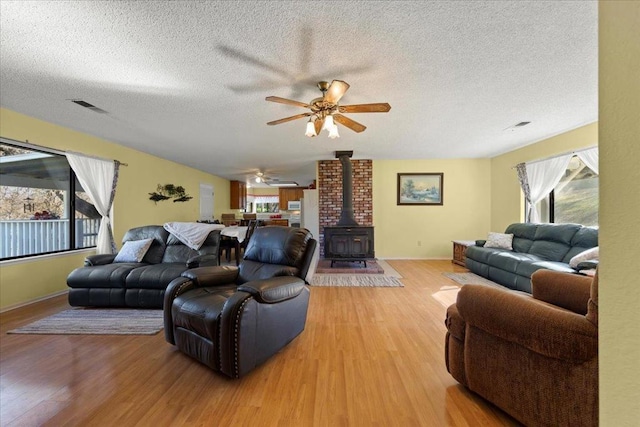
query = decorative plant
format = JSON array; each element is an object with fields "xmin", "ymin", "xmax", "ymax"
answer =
[{"xmin": 149, "ymin": 184, "xmax": 192, "ymax": 204}]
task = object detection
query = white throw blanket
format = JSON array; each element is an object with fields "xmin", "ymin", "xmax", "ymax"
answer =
[{"xmin": 163, "ymin": 222, "xmax": 225, "ymax": 250}]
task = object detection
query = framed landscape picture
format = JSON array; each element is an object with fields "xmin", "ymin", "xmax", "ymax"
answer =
[{"xmin": 397, "ymin": 173, "xmax": 444, "ymax": 205}]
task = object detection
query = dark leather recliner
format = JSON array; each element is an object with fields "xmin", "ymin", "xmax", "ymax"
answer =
[{"xmin": 164, "ymin": 226, "xmax": 318, "ymax": 378}]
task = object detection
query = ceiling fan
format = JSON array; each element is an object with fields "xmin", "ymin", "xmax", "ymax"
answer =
[{"xmin": 266, "ymin": 80, "xmax": 391, "ymax": 138}]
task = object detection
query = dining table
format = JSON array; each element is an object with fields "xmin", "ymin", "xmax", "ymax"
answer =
[
  {"xmin": 220, "ymin": 226, "xmax": 248, "ymax": 265},
  {"xmin": 221, "ymin": 226, "xmax": 248, "ymax": 242}
]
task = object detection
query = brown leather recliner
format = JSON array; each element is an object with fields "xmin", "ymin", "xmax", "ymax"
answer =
[
  {"xmin": 445, "ymin": 269, "xmax": 598, "ymax": 427},
  {"xmin": 164, "ymin": 226, "xmax": 317, "ymax": 378}
]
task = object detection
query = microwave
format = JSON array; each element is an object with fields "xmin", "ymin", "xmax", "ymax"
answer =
[{"xmin": 287, "ymin": 201, "xmax": 301, "ymax": 211}]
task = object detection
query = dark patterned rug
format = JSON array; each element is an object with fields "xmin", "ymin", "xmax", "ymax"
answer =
[{"xmin": 315, "ymin": 259, "xmax": 384, "ymax": 274}]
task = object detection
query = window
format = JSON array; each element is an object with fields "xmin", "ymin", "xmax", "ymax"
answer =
[
  {"xmin": 250, "ymin": 195, "xmax": 279, "ymax": 213},
  {"xmin": 255, "ymin": 202, "xmax": 279, "ymax": 213},
  {"xmin": 532, "ymin": 156, "xmax": 598, "ymax": 226},
  {"xmin": 0, "ymin": 139, "xmax": 98, "ymax": 259}
]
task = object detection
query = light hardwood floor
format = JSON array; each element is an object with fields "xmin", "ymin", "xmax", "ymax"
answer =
[{"xmin": 0, "ymin": 260, "xmax": 519, "ymax": 426}]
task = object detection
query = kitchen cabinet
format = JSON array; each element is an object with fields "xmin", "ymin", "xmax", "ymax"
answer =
[
  {"xmin": 230, "ymin": 181, "xmax": 246, "ymax": 210},
  {"xmin": 278, "ymin": 187, "xmax": 306, "ymax": 209}
]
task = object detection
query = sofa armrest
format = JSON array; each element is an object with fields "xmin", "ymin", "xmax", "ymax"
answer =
[
  {"xmin": 531, "ymin": 269, "xmax": 592, "ymax": 315},
  {"xmin": 577, "ymin": 260, "xmax": 599, "ymax": 271},
  {"xmin": 186, "ymin": 254, "xmax": 220, "ymax": 268},
  {"xmin": 84, "ymin": 254, "xmax": 116, "ymax": 266},
  {"xmin": 456, "ymin": 284, "xmax": 597, "ymax": 362},
  {"xmin": 181, "ymin": 265, "xmax": 239, "ymax": 286},
  {"xmin": 237, "ymin": 276, "xmax": 305, "ymax": 303}
]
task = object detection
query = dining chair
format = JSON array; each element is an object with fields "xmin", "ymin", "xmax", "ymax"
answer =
[
  {"xmin": 221, "ymin": 213, "xmax": 237, "ymax": 227},
  {"xmin": 240, "ymin": 213, "xmax": 256, "ymax": 226},
  {"xmin": 218, "ymin": 233, "xmax": 236, "ymax": 264},
  {"xmin": 219, "ymin": 220, "xmax": 258, "ymax": 266}
]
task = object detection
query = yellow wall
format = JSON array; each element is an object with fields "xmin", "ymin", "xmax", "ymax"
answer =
[
  {"xmin": 490, "ymin": 123, "xmax": 598, "ymax": 231},
  {"xmin": 0, "ymin": 108, "xmax": 230, "ymax": 309},
  {"xmin": 599, "ymin": 2, "xmax": 640, "ymax": 424},
  {"xmin": 373, "ymin": 159, "xmax": 491, "ymax": 258}
]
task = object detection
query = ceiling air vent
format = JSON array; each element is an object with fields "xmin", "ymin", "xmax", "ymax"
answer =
[{"xmin": 70, "ymin": 99, "xmax": 108, "ymax": 114}]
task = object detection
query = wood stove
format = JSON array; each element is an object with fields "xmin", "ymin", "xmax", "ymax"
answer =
[
  {"xmin": 323, "ymin": 151, "xmax": 375, "ymax": 267},
  {"xmin": 323, "ymin": 225, "xmax": 375, "ymax": 266}
]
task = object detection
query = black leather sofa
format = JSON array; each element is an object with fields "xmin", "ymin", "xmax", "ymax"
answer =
[
  {"xmin": 465, "ymin": 223, "xmax": 598, "ymax": 293},
  {"xmin": 164, "ymin": 226, "xmax": 317, "ymax": 378},
  {"xmin": 67, "ymin": 225, "xmax": 221, "ymax": 308}
]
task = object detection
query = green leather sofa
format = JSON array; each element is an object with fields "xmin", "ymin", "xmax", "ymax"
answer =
[{"xmin": 465, "ymin": 223, "xmax": 598, "ymax": 293}]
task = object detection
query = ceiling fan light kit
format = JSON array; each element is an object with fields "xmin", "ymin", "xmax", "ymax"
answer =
[
  {"xmin": 305, "ymin": 118, "xmax": 317, "ymax": 137},
  {"xmin": 266, "ymin": 80, "xmax": 391, "ymax": 138}
]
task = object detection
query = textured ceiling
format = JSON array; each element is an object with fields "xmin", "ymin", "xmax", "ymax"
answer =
[{"xmin": 0, "ymin": 1, "xmax": 598, "ymax": 187}]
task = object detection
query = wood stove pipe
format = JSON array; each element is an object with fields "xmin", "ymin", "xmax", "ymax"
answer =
[{"xmin": 336, "ymin": 151, "xmax": 359, "ymax": 226}]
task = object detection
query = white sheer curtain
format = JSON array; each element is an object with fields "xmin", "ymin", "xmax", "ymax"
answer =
[
  {"xmin": 577, "ymin": 147, "xmax": 599, "ymax": 174},
  {"xmin": 66, "ymin": 153, "xmax": 119, "ymax": 254},
  {"xmin": 525, "ymin": 154, "xmax": 573, "ymax": 223}
]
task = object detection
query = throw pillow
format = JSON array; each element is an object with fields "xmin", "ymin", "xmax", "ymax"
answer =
[
  {"xmin": 484, "ymin": 232, "xmax": 514, "ymax": 250},
  {"xmin": 114, "ymin": 238, "xmax": 154, "ymax": 263},
  {"xmin": 569, "ymin": 246, "xmax": 599, "ymax": 269}
]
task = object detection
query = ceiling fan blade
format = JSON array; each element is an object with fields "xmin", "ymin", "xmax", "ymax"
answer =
[
  {"xmin": 333, "ymin": 114, "xmax": 366, "ymax": 133},
  {"xmin": 339, "ymin": 103, "xmax": 391, "ymax": 113},
  {"xmin": 265, "ymin": 96, "xmax": 310, "ymax": 109},
  {"xmin": 267, "ymin": 113, "xmax": 312, "ymax": 126},
  {"xmin": 314, "ymin": 117, "xmax": 324, "ymax": 136},
  {"xmin": 324, "ymin": 80, "xmax": 350, "ymax": 104}
]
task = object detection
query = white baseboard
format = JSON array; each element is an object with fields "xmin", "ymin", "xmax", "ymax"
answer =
[{"xmin": 0, "ymin": 289, "xmax": 68, "ymax": 314}]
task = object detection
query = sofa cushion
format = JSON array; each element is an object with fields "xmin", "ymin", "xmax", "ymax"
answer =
[
  {"xmin": 528, "ymin": 240, "xmax": 572, "ymax": 262},
  {"xmin": 163, "ymin": 233, "xmax": 198, "ymax": 263},
  {"xmin": 114, "ymin": 238, "xmax": 154, "ymax": 263},
  {"xmin": 515, "ymin": 260, "xmax": 577, "ymax": 278},
  {"xmin": 563, "ymin": 227, "xmax": 599, "ymax": 262},
  {"xmin": 533, "ymin": 223, "xmax": 581, "ymax": 245},
  {"xmin": 125, "ymin": 263, "xmax": 189, "ymax": 289},
  {"xmin": 67, "ymin": 263, "xmax": 146, "ymax": 289},
  {"xmin": 570, "ymin": 226, "xmax": 599, "ymax": 247},
  {"xmin": 487, "ymin": 251, "xmax": 543, "ymax": 272},
  {"xmin": 163, "ymin": 231, "xmax": 221, "ymax": 263},
  {"xmin": 505, "ymin": 222, "xmax": 539, "ymax": 240},
  {"xmin": 466, "ymin": 245, "xmax": 509, "ymax": 264},
  {"xmin": 505, "ymin": 223, "xmax": 539, "ymax": 253}
]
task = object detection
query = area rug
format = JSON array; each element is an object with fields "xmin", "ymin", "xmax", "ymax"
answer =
[
  {"xmin": 315, "ymin": 259, "xmax": 384, "ymax": 274},
  {"xmin": 310, "ymin": 274, "xmax": 404, "ymax": 287},
  {"xmin": 375, "ymin": 260, "xmax": 402, "ymax": 278},
  {"xmin": 442, "ymin": 272, "xmax": 500, "ymax": 287},
  {"xmin": 7, "ymin": 309, "xmax": 164, "ymax": 335}
]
